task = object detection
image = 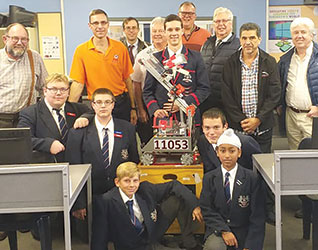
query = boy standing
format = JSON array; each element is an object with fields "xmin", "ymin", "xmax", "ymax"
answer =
[{"xmin": 200, "ymin": 129, "xmax": 265, "ymax": 250}]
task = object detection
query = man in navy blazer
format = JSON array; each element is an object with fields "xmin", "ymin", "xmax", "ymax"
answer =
[
  {"xmin": 92, "ymin": 162, "xmax": 203, "ymax": 250},
  {"xmin": 143, "ymin": 14, "xmax": 209, "ymax": 124},
  {"xmin": 17, "ymin": 73, "xmax": 90, "ymax": 162},
  {"xmin": 198, "ymin": 108, "xmax": 261, "ymax": 173},
  {"xmin": 200, "ymin": 129, "xmax": 265, "ymax": 250},
  {"xmin": 66, "ymin": 88, "xmax": 139, "ymax": 202}
]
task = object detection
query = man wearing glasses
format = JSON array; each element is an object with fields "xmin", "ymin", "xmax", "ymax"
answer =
[
  {"xmin": 17, "ymin": 73, "xmax": 90, "ymax": 162},
  {"xmin": 200, "ymin": 7, "xmax": 240, "ymax": 113},
  {"xmin": 66, "ymin": 88, "xmax": 139, "ymax": 220},
  {"xmin": 178, "ymin": 1, "xmax": 210, "ymax": 51},
  {"xmin": 0, "ymin": 23, "xmax": 48, "ymax": 128},
  {"xmin": 120, "ymin": 17, "xmax": 149, "ymax": 66},
  {"xmin": 69, "ymin": 9, "xmax": 137, "ymax": 125}
]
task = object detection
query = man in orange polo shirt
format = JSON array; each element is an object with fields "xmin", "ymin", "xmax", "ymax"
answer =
[{"xmin": 69, "ymin": 9, "xmax": 137, "ymax": 124}]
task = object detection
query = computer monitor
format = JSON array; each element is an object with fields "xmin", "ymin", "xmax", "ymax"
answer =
[
  {"xmin": 8, "ymin": 5, "xmax": 37, "ymax": 27},
  {"xmin": 312, "ymin": 117, "xmax": 318, "ymax": 149},
  {"xmin": 0, "ymin": 127, "xmax": 32, "ymax": 164},
  {"xmin": 0, "ymin": 14, "xmax": 8, "ymax": 27}
]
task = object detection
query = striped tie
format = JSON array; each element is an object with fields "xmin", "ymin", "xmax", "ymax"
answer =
[
  {"xmin": 126, "ymin": 200, "xmax": 144, "ymax": 235},
  {"xmin": 102, "ymin": 128, "xmax": 110, "ymax": 169},
  {"xmin": 224, "ymin": 172, "xmax": 231, "ymax": 205},
  {"xmin": 54, "ymin": 109, "xmax": 68, "ymax": 144}
]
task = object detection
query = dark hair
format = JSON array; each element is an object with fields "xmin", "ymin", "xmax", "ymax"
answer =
[
  {"xmin": 5, "ymin": 23, "xmax": 29, "ymax": 37},
  {"xmin": 122, "ymin": 17, "xmax": 139, "ymax": 29},
  {"xmin": 202, "ymin": 108, "xmax": 227, "ymax": 126},
  {"xmin": 89, "ymin": 9, "xmax": 108, "ymax": 23},
  {"xmin": 239, "ymin": 22, "xmax": 261, "ymax": 38},
  {"xmin": 91, "ymin": 88, "xmax": 115, "ymax": 102},
  {"xmin": 178, "ymin": 1, "xmax": 196, "ymax": 11},
  {"xmin": 164, "ymin": 14, "xmax": 183, "ymax": 30}
]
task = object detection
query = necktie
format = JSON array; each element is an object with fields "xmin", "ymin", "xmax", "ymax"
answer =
[
  {"xmin": 224, "ymin": 172, "xmax": 231, "ymax": 205},
  {"xmin": 54, "ymin": 108, "xmax": 68, "ymax": 143},
  {"xmin": 102, "ymin": 128, "xmax": 110, "ymax": 169},
  {"xmin": 128, "ymin": 45, "xmax": 135, "ymax": 65},
  {"xmin": 126, "ymin": 200, "xmax": 144, "ymax": 235},
  {"xmin": 216, "ymin": 39, "xmax": 222, "ymax": 48}
]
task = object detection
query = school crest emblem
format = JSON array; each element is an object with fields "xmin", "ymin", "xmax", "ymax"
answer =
[
  {"xmin": 238, "ymin": 195, "xmax": 249, "ymax": 208},
  {"xmin": 150, "ymin": 209, "xmax": 157, "ymax": 222},
  {"xmin": 121, "ymin": 149, "xmax": 129, "ymax": 160},
  {"xmin": 182, "ymin": 73, "xmax": 192, "ymax": 83}
]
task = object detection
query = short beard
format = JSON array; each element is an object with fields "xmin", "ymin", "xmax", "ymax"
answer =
[{"xmin": 6, "ymin": 45, "xmax": 26, "ymax": 59}]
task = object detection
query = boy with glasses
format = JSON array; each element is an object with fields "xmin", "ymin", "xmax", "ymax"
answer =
[
  {"xmin": 66, "ymin": 88, "xmax": 139, "ymax": 220},
  {"xmin": 17, "ymin": 73, "xmax": 89, "ymax": 162}
]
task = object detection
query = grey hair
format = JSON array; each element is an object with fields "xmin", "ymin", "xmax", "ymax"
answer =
[
  {"xmin": 213, "ymin": 7, "xmax": 233, "ymax": 21},
  {"xmin": 290, "ymin": 17, "xmax": 315, "ymax": 36},
  {"xmin": 151, "ymin": 17, "xmax": 165, "ymax": 28}
]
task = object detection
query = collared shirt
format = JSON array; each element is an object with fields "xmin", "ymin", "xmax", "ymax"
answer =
[
  {"xmin": 128, "ymin": 39, "xmax": 139, "ymax": 59},
  {"xmin": 0, "ymin": 48, "xmax": 48, "ymax": 113},
  {"xmin": 119, "ymin": 187, "xmax": 144, "ymax": 223},
  {"xmin": 240, "ymin": 49, "xmax": 259, "ymax": 118},
  {"xmin": 94, "ymin": 116, "xmax": 114, "ymax": 163},
  {"xmin": 216, "ymin": 32, "xmax": 233, "ymax": 47},
  {"xmin": 44, "ymin": 99, "xmax": 66, "ymax": 133},
  {"xmin": 221, "ymin": 163, "xmax": 238, "ymax": 198},
  {"xmin": 167, "ymin": 46, "xmax": 183, "ymax": 78},
  {"xmin": 286, "ymin": 42, "xmax": 313, "ymax": 110},
  {"xmin": 131, "ymin": 45, "xmax": 160, "ymax": 89}
]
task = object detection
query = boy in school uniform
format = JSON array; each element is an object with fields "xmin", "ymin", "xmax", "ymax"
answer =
[
  {"xmin": 200, "ymin": 129, "xmax": 265, "ymax": 250},
  {"xmin": 91, "ymin": 162, "xmax": 203, "ymax": 250}
]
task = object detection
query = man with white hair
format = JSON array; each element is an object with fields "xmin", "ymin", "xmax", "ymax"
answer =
[
  {"xmin": 131, "ymin": 17, "xmax": 167, "ymax": 145},
  {"xmin": 278, "ymin": 17, "xmax": 318, "ymax": 150},
  {"xmin": 200, "ymin": 7, "xmax": 240, "ymax": 112}
]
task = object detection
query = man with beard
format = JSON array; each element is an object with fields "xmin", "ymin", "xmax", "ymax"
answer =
[{"xmin": 0, "ymin": 23, "xmax": 48, "ymax": 128}]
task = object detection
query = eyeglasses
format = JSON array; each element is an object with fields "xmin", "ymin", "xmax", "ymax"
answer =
[
  {"xmin": 93, "ymin": 100, "xmax": 114, "ymax": 106},
  {"xmin": 90, "ymin": 21, "xmax": 108, "ymax": 27},
  {"xmin": 6, "ymin": 35, "xmax": 29, "ymax": 44},
  {"xmin": 125, "ymin": 26, "xmax": 138, "ymax": 31},
  {"xmin": 179, "ymin": 11, "xmax": 196, "ymax": 17},
  {"xmin": 213, "ymin": 19, "xmax": 232, "ymax": 25},
  {"xmin": 152, "ymin": 29, "xmax": 165, "ymax": 34},
  {"xmin": 46, "ymin": 87, "xmax": 69, "ymax": 94}
]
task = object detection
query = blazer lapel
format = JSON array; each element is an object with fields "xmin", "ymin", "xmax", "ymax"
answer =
[
  {"xmin": 214, "ymin": 168, "xmax": 229, "ymax": 213},
  {"xmin": 38, "ymin": 100, "xmax": 61, "ymax": 139},
  {"xmin": 110, "ymin": 119, "xmax": 123, "ymax": 166},
  {"xmin": 135, "ymin": 194, "xmax": 152, "ymax": 231},
  {"xmin": 64, "ymin": 102, "xmax": 77, "ymax": 128},
  {"xmin": 230, "ymin": 166, "xmax": 246, "ymax": 212},
  {"xmin": 87, "ymin": 120, "xmax": 105, "ymax": 167}
]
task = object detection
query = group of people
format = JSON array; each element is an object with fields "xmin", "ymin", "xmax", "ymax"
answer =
[{"xmin": 1, "ymin": 1, "xmax": 318, "ymax": 249}]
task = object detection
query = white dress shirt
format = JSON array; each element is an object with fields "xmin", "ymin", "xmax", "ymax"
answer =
[
  {"xmin": 221, "ymin": 164, "xmax": 238, "ymax": 198},
  {"xmin": 286, "ymin": 42, "xmax": 313, "ymax": 110},
  {"xmin": 44, "ymin": 99, "xmax": 66, "ymax": 133},
  {"xmin": 94, "ymin": 116, "xmax": 114, "ymax": 164},
  {"xmin": 119, "ymin": 187, "xmax": 144, "ymax": 223}
]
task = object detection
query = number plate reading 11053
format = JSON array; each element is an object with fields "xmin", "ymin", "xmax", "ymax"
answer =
[{"xmin": 154, "ymin": 139, "xmax": 189, "ymax": 150}]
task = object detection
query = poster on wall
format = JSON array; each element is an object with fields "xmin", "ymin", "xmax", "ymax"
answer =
[
  {"xmin": 268, "ymin": 7, "xmax": 301, "ymax": 54},
  {"xmin": 42, "ymin": 36, "xmax": 60, "ymax": 59}
]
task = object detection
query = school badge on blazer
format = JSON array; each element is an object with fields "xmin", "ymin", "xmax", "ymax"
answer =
[
  {"xmin": 150, "ymin": 209, "xmax": 157, "ymax": 222},
  {"xmin": 238, "ymin": 195, "xmax": 249, "ymax": 208},
  {"xmin": 121, "ymin": 149, "xmax": 129, "ymax": 160}
]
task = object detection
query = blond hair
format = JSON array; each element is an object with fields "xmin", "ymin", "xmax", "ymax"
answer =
[
  {"xmin": 116, "ymin": 162, "xmax": 141, "ymax": 180},
  {"xmin": 45, "ymin": 73, "xmax": 69, "ymax": 87}
]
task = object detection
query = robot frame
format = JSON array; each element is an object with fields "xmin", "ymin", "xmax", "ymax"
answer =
[{"xmin": 139, "ymin": 51, "xmax": 200, "ymax": 166}]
